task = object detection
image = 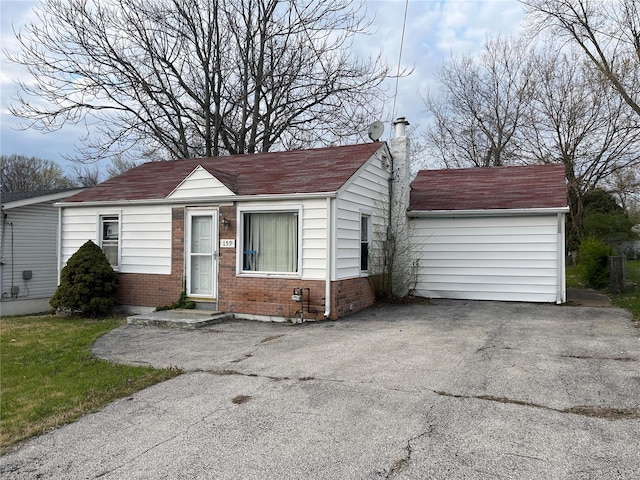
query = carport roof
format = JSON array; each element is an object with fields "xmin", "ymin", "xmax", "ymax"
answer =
[
  {"xmin": 410, "ymin": 164, "xmax": 567, "ymax": 211},
  {"xmin": 61, "ymin": 142, "xmax": 386, "ymax": 203}
]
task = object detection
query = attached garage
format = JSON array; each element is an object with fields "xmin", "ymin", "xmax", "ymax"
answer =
[{"xmin": 409, "ymin": 164, "xmax": 569, "ymax": 304}]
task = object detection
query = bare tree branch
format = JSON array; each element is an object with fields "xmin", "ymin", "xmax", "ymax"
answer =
[
  {"xmin": 423, "ymin": 36, "xmax": 535, "ymax": 168},
  {"xmin": 6, "ymin": 0, "xmax": 390, "ymax": 163},
  {"xmin": 521, "ymin": 0, "xmax": 640, "ymax": 117}
]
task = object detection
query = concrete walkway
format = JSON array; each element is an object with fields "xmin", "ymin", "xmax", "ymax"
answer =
[
  {"xmin": 1, "ymin": 300, "xmax": 639, "ymax": 479},
  {"xmin": 566, "ymin": 288, "xmax": 614, "ymax": 308}
]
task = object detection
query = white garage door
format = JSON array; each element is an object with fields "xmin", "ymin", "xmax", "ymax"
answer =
[{"xmin": 412, "ymin": 215, "xmax": 565, "ymax": 303}]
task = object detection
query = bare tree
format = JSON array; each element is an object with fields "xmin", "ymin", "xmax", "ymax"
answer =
[
  {"xmin": 106, "ymin": 155, "xmax": 140, "ymax": 179},
  {"xmin": 609, "ymin": 167, "xmax": 640, "ymax": 213},
  {"xmin": 423, "ymin": 36, "xmax": 535, "ymax": 168},
  {"xmin": 522, "ymin": 0, "xmax": 640, "ymax": 117},
  {"xmin": 0, "ymin": 155, "xmax": 76, "ymax": 193},
  {"xmin": 71, "ymin": 164, "xmax": 102, "ymax": 187},
  {"xmin": 521, "ymin": 47, "xmax": 640, "ymax": 247},
  {"xmin": 7, "ymin": 0, "xmax": 390, "ymax": 163}
]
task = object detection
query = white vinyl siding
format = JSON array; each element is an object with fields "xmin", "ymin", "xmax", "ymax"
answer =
[
  {"xmin": 167, "ymin": 166, "xmax": 235, "ymax": 199},
  {"xmin": 301, "ymin": 199, "xmax": 329, "ymax": 279},
  {"xmin": 412, "ymin": 215, "xmax": 563, "ymax": 303},
  {"xmin": 61, "ymin": 205, "xmax": 172, "ymax": 274},
  {"xmin": 335, "ymin": 157, "xmax": 390, "ymax": 280},
  {"xmin": 0, "ymin": 202, "xmax": 60, "ymax": 301}
]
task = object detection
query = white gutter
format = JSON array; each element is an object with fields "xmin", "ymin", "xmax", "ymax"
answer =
[
  {"xmin": 56, "ymin": 191, "xmax": 339, "ymax": 208},
  {"xmin": 408, "ymin": 206, "xmax": 570, "ymax": 218},
  {"xmin": 3, "ymin": 189, "xmax": 85, "ymax": 210},
  {"xmin": 0, "ymin": 209, "xmax": 6, "ymax": 298},
  {"xmin": 324, "ymin": 196, "xmax": 333, "ymax": 318},
  {"xmin": 557, "ymin": 212, "xmax": 566, "ymax": 304},
  {"xmin": 57, "ymin": 207, "xmax": 63, "ymax": 284}
]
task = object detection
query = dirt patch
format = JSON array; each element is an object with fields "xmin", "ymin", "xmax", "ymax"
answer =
[
  {"xmin": 208, "ymin": 369, "xmax": 289, "ymax": 381},
  {"xmin": 232, "ymin": 395, "xmax": 251, "ymax": 405},
  {"xmin": 562, "ymin": 355, "xmax": 635, "ymax": 362},
  {"xmin": 564, "ymin": 406, "xmax": 640, "ymax": 420},
  {"xmin": 435, "ymin": 391, "xmax": 640, "ymax": 420},
  {"xmin": 259, "ymin": 335, "xmax": 284, "ymax": 344},
  {"xmin": 374, "ymin": 294, "xmax": 432, "ymax": 307},
  {"xmin": 566, "ymin": 288, "xmax": 613, "ymax": 307}
]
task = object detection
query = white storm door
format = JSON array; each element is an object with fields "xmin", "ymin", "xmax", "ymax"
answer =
[{"xmin": 187, "ymin": 210, "xmax": 218, "ymax": 298}]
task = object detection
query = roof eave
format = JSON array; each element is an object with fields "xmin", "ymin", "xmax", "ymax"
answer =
[
  {"xmin": 408, "ymin": 206, "xmax": 570, "ymax": 218},
  {"xmin": 2, "ymin": 189, "xmax": 85, "ymax": 210},
  {"xmin": 55, "ymin": 191, "xmax": 339, "ymax": 207}
]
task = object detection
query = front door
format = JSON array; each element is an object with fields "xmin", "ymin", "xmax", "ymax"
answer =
[{"xmin": 186, "ymin": 209, "xmax": 218, "ymax": 298}]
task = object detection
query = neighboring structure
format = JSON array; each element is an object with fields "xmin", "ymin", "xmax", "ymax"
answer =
[
  {"xmin": 57, "ymin": 141, "xmax": 401, "ymax": 321},
  {"xmin": 408, "ymin": 164, "xmax": 569, "ymax": 303},
  {"xmin": 1, "ymin": 189, "xmax": 84, "ymax": 316},
  {"xmin": 55, "ymin": 123, "xmax": 569, "ymax": 320}
]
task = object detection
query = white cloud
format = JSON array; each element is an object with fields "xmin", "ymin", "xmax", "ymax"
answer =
[
  {"xmin": 0, "ymin": 0, "xmax": 526, "ymax": 163},
  {"xmin": 358, "ymin": 0, "xmax": 524, "ymax": 139}
]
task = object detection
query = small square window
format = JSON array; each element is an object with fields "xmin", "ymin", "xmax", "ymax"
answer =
[{"xmin": 100, "ymin": 215, "xmax": 119, "ymax": 268}]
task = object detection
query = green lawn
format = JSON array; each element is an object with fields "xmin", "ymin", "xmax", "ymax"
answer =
[
  {"xmin": 0, "ymin": 315, "xmax": 181, "ymax": 452},
  {"xmin": 565, "ymin": 263, "xmax": 582, "ymax": 288},
  {"xmin": 568, "ymin": 258, "xmax": 640, "ymax": 322},
  {"xmin": 611, "ymin": 259, "xmax": 640, "ymax": 322}
]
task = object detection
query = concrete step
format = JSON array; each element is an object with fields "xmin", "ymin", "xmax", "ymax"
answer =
[{"xmin": 127, "ymin": 309, "xmax": 233, "ymax": 330}]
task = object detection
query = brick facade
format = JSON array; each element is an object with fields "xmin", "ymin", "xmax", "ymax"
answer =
[
  {"xmin": 116, "ymin": 272, "xmax": 183, "ymax": 308},
  {"xmin": 115, "ymin": 207, "xmax": 185, "ymax": 308},
  {"xmin": 331, "ymin": 276, "xmax": 376, "ymax": 319},
  {"xmin": 116, "ymin": 204, "xmax": 376, "ymax": 320}
]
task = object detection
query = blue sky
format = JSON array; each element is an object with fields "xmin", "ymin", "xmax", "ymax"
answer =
[{"xmin": 0, "ymin": 0, "xmax": 524, "ymax": 173}]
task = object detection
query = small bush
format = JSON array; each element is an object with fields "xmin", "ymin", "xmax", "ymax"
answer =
[
  {"xmin": 578, "ymin": 237, "xmax": 613, "ymax": 289},
  {"xmin": 155, "ymin": 281, "xmax": 195, "ymax": 311},
  {"xmin": 50, "ymin": 240, "xmax": 119, "ymax": 317}
]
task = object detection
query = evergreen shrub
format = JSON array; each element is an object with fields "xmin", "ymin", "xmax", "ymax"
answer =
[{"xmin": 50, "ymin": 240, "xmax": 119, "ymax": 317}]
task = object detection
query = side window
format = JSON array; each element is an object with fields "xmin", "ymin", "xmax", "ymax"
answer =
[
  {"xmin": 360, "ymin": 214, "xmax": 370, "ymax": 272},
  {"xmin": 100, "ymin": 215, "xmax": 119, "ymax": 268}
]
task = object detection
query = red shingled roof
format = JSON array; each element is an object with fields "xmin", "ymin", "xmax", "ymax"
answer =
[
  {"xmin": 410, "ymin": 164, "xmax": 567, "ymax": 211},
  {"xmin": 64, "ymin": 143, "xmax": 385, "ymax": 203}
]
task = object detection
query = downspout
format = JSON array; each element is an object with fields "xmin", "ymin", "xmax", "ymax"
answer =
[
  {"xmin": 324, "ymin": 196, "xmax": 333, "ymax": 318},
  {"xmin": 557, "ymin": 212, "xmax": 566, "ymax": 304},
  {"xmin": 0, "ymin": 210, "xmax": 6, "ymax": 298},
  {"xmin": 57, "ymin": 207, "xmax": 63, "ymax": 285}
]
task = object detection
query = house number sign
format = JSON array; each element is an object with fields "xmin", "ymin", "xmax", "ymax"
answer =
[{"xmin": 220, "ymin": 239, "xmax": 235, "ymax": 248}]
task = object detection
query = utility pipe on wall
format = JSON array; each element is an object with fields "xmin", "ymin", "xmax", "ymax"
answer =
[
  {"xmin": 0, "ymin": 211, "xmax": 6, "ymax": 298},
  {"xmin": 324, "ymin": 196, "xmax": 333, "ymax": 318},
  {"xmin": 557, "ymin": 212, "xmax": 566, "ymax": 304},
  {"xmin": 57, "ymin": 207, "xmax": 63, "ymax": 285}
]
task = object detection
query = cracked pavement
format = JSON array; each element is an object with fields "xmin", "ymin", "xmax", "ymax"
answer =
[{"xmin": 1, "ymin": 300, "xmax": 639, "ymax": 479}]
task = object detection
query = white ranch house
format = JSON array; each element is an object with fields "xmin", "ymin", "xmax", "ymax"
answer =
[{"xmin": 55, "ymin": 120, "xmax": 568, "ymax": 320}]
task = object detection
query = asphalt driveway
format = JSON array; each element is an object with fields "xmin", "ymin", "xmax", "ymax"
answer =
[{"xmin": 2, "ymin": 300, "xmax": 639, "ymax": 479}]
